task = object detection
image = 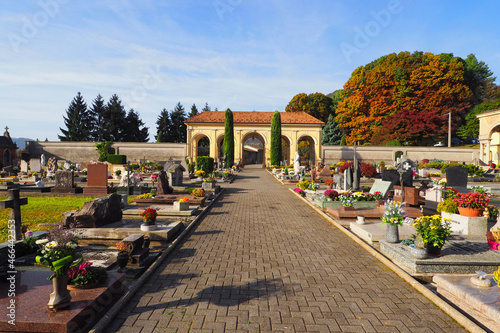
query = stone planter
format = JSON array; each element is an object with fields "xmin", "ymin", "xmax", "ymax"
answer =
[
  {"xmin": 173, "ymin": 201, "xmax": 189, "ymax": 211},
  {"xmin": 441, "ymin": 212, "xmax": 488, "ymax": 236},
  {"xmin": 202, "ymin": 181, "xmax": 216, "ymax": 190},
  {"xmin": 313, "ymin": 199, "xmax": 377, "ymax": 210}
]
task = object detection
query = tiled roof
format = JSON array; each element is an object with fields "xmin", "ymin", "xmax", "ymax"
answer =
[{"xmin": 185, "ymin": 111, "xmax": 324, "ymax": 124}]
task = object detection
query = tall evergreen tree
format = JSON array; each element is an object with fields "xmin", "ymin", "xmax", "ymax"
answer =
[
  {"xmin": 170, "ymin": 102, "xmax": 187, "ymax": 143},
  {"xmin": 202, "ymin": 103, "xmax": 211, "ymax": 112},
  {"xmin": 123, "ymin": 109, "xmax": 149, "ymax": 142},
  {"xmin": 58, "ymin": 92, "xmax": 91, "ymax": 141},
  {"xmin": 321, "ymin": 114, "xmax": 343, "ymax": 145},
  {"xmin": 155, "ymin": 109, "xmax": 172, "ymax": 142},
  {"xmin": 188, "ymin": 104, "xmax": 199, "ymax": 118},
  {"xmin": 270, "ymin": 111, "xmax": 282, "ymax": 165},
  {"xmin": 102, "ymin": 94, "xmax": 127, "ymax": 141},
  {"xmin": 88, "ymin": 94, "xmax": 106, "ymax": 141},
  {"xmin": 224, "ymin": 108, "xmax": 234, "ymax": 167}
]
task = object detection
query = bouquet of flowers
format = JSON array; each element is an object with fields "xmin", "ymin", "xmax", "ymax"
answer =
[
  {"xmin": 294, "ymin": 188, "xmax": 305, "ymax": 196},
  {"xmin": 35, "ymin": 225, "xmax": 83, "ymax": 280},
  {"xmin": 324, "ymin": 179, "xmax": 334, "ymax": 186},
  {"xmin": 413, "ymin": 215, "xmax": 451, "ymax": 248},
  {"xmin": 116, "ymin": 241, "xmax": 130, "ymax": 253},
  {"xmin": 141, "ymin": 208, "xmax": 158, "ymax": 223},
  {"xmin": 453, "ymin": 192, "xmax": 489, "ymax": 209},
  {"xmin": 179, "ymin": 197, "xmax": 189, "ymax": 203},
  {"xmin": 195, "ymin": 170, "xmax": 206, "ymax": 178},
  {"xmin": 191, "ymin": 188, "xmax": 205, "ymax": 197},
  {"xmin": 323, "ymin": 189, "xmax": 338, "ymax": 200},
  {"xmin": 381, "ymin": 200, "xmax": 406, "ymax": 225},
  {"xmin": 372, "ymin": 191, "xmax": 383, "ymax": 200},
  {"xmin": 22, "ymin": 230, "xmax": 38, "ymax": 253},
  {"xmin": 308, "ymin": 182, "xmax": 319, "ymax": 192},
  {"xmin": 339, "ymin": 193, "xmax": 356, "ymax": 207}
]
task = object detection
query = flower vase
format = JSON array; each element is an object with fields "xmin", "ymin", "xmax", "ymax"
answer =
[
  {"xmin": 457, "ymin": 207, "xmax": 483, "ymax": 217},
  {"xmin": 385, "ymin": 224, "xmax": 399, "ymax": 243},
  {"xmin": 426, "ymin": 243, "xmax": 443, "ymax": 257},
  {"xmin": 47, "ymin": 275, "xmax": 71, "ymax": 311},
  {"xmin": 116, "ymin": 252, "xmax": 129, "ymax": 270}
]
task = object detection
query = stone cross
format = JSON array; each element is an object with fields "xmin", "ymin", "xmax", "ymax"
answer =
[{"xmin": 0, "ymin": 189, "xmax": 28, "ymax": 240}]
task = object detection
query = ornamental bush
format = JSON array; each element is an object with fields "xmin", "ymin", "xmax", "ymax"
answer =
[
  {"xmin": 196, "ymin": 156, "xmax": 214, "ymax": 174},
  {"xmin": 107, "ymin": 154, "xmax": 127, "ymax": 164},
  {"xmin": 337, "ymin": 161, "xmax": 376, "ymax": 178}
]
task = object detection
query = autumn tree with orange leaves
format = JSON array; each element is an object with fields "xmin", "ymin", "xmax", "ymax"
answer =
[{"xmin": 335, "ymin": 51, "xmax": 474, "ymax": 145}]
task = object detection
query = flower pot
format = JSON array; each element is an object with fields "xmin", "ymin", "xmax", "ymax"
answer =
[
  {"xmin": 426, "ymin": 243, "xmax": 443, "ymax": 257},
  {"xmin": 385, "ymin": 224, "xmax": 399, "ymax": 243},
  {"xmin": 116, "ymin": 252, "xmax": 129, "ymax": 269},
  {"xmin": 458, "ymin": 207, "xmax": 483, "ymax": 217},
  {"xmin": 47, "ymin": 275, "xmax": 71, "ymax": 310},
  {"xmin": 341, "ymin": 206, "xmax": 354, "ymax": 211}
]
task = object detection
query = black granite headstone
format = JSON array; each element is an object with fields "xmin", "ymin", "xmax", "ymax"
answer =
[
  {"xmin": 446, "ymin": 166, "xmax": 468, "ymax": 188},
  {"xmin": 382, "ymin": 169, "xmax": 412, "ymax": 187}
]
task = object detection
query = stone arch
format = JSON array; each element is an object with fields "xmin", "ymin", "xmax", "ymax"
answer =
[
  {"xmin": 193, "ymin": 133, "xmax": 211, "ymax": 158},
  {"xmin": 297, "ymin": 135, "xmax": 316, "ymax": 168},
  {"xmin": 241, "ymin": 131, "xmax": 266, "ymax": 166},
  {"xmin": 281, "ymin": 135, "xmax": 291, "ymax": 166}
]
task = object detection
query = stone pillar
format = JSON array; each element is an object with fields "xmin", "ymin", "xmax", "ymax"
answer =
[{"xmin": 486, "ymin": 139, "xmax": 491, "ymax": 163}]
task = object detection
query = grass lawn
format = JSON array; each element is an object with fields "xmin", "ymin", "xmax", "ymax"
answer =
[{"xmin": 0, "ymin": 196, "xmax": 96, "ymax": 243}]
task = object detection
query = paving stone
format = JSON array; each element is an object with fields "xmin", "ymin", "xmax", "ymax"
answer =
[{"xmin": 112, "ymin": 168, "xmax": 467, "ymax": 332}]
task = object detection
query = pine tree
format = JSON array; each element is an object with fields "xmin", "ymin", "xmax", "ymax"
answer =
[
  {"xmin": 188, "ymin": 104, "xmax": 199, "ymax": 118},
  {"xmin": 202, "ymin": 103, "xmax": 211, "ymax": 112},
  {"xmin": 224, "ymin": 108, "xmax": 234, "ymax": 167},
  {"xmin": 123, "ymin": 109, "xmax": 149, "ymax": 142},
  {"xmin": 103, "ymin": 94, "xmax": 127, "ymax": 141},
  {"xmin": 58, "ymin": 92, "xmax": 91, "ymax": 141},
  {"xmin": 321, "ymin": 114, "xmax": 343, "ymax": 145},
  {"xmin": 88, "ymin": 94, "xmax": 106, "ymax": 141},
  {"xmin": 170, "ymin": 102, "xmax": 187, "ymax": 143},
  {"xmin": 270, "ymin": 111, "xmax": 282, "ymax": 165},
  {"xmin": 156, "ymin": 109, "xmax": 171, "ymax": 142}
]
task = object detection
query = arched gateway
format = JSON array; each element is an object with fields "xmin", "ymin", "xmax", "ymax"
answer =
[
  {"xmin": 477, "ymin": 108, "xmax": 500, "ymax": 164},
  {"xmin": 185, "ymin": 111, "xmax": 324, "ymax": 167}
]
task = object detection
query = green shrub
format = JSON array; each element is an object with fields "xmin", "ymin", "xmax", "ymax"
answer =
[
  {"xmin": 107, "ymin": 154, "xmax": 127, "ymax": 164},
  {"xmin": 188, "ymin": 163, "xmax": 194, "ymax": 174},
  {"xmin": 296, "ymin": 179, "xmax": 311, "ymax": 190},
  {"xmin": 437, "ymin": 198, "xmax": 458, "ymax": 214},
  {"xmin": 196, "ymin": 156, "xmax": 214, "ymax": 174}
]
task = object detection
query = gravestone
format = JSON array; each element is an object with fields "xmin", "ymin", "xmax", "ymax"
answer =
[
  {"xmin": 20, "ymin": 160, "xmax": 28, "ymax": 173},
  {"xmin": 51, "ymin": 170, "xmax": 81, "ymax": 193},
  {"xmin": 446, "ymin": 166, "xmax": 468, "ymax": 189},
  {"xmin": 63, "ymin": 194, "xmax": 122, "ymax": 228},
  {"xmin": 382, "ymin": 169, "xmax": 412, "ymax": 187},
  {"xmin": 157, "ymin": 170, "xmax": 173, "ymax": 195},
  {"xmin": 64, "ymin": 161, "xmax": 71, "ymax": 171},
  {"xmin": 164, "ymin": 161, "xmax": 185, "ymax": 186},
  {"xmin": 29, "ymin": 158, "xmax": 41, "ymax": 172},
  {"xmin": 333, "ymin": 174, "xmax": 343, "ymax": 190},
  {"xmin": 0, "ymin": 189, "xmax": 28, "ymax": 240},
  {"xmin": 317, "ymin": 165, "xmax": 331, "ymax": 182},
  {"xmin": 83, "ymin": 163, "xmax": 109, "ymax": 195},
  {"xmin": 369, "ymin": 180, "xmax": 392, "ymax": 199}
]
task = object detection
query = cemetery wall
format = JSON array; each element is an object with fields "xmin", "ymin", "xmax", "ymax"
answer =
[
  {"xmin": 26, "ymin": 141, "xmax": 187, "ymax": 163},
  {"xmin": 321, "ymin": 146, "xmax": 480, "ymax": 165}
]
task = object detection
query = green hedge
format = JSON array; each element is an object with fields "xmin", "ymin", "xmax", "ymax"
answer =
[
  {"xmin": 107, "ymin": 154, "xmax": 127, "ymax": 164},
  {"xmin": 196, "ymin": 156, "xmax": 214, "ymax": 174}
]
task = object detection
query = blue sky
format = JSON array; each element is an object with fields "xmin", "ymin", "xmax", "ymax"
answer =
[{"xmin": 1, "ymin": 0, "xmax": 499, "ymax": 141}]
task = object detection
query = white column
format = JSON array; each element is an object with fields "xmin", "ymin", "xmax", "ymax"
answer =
[{"xmin": 487, "ymin": 140, "xmax": 491, "ymax": 163}]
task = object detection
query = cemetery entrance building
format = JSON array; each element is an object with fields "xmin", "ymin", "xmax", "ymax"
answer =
[
  {"xmin": 185, "ymin": 111, "xmax": 324, "ymax": 167},
  {"xmin": 477, "ymin": 108, "xmax": 500, "ymax": 164}
]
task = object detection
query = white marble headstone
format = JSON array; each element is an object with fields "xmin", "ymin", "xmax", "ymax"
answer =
[
  {"xmin": 20, "ymin": 160, "xmax": 28, "ymax": 173},
  {"xmin": 30, "ymin": 158, "xmax": 41, "ymax": 172}
]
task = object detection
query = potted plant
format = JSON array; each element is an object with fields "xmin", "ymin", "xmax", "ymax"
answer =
[
  {"xmin": 68, "ymin": 262, "xmax": 108, "ymax": 289},
  {"xmin": 294, "ymin": 188, "xmax": 305, "ymax": 197},
  {"xmin": 116, "ymin": 241, "xmax": 130, "ymax": 270},
  {"xmin": 191, "ymin": 188, "xmax": 206, "ymax": 197},
  {"xmin": 453, "ymin": 192, "xmax": 490, "ymax": 217},
  {"xmin": 412, "ymin": 215, "xmax": 451, "ymax": 256},
  {"xmin": 308, "ymin": 182, "xmax": 319, "ymax": 192},
  {"xmin": 324, "ymin": 179, "xmax": 334, "ymax": 189},
  {"xmin": 195, "ymin": 170, "xmax": 206, "ymax": 179},
  {"xmin": 115, "ymin": 169, "xmax": 122, "ymax": 179},
  {"xmin": 140, "ymin": 208, "xmax": 158, "ymax": 231},
  {"xmin": 35, "ymin": 225, "xmax": 83, "ymax": 310},
  {"xmin": 372, "ymin": 191, "xmax": 384, "ymax": 206},
  {"xmin": 174, "ymin": 197, "xmax": 190, "ymax": 211},
  {"xmin": 381, "ymin": 200, "xmax": 406, "ymax": 243},
  {"xmin": 323, "ymin": 189, "xmax": 338, "ymax": 201},
  {"xmin": 339, "ymin": 193, "xmax": 356, "ymax": 211}
]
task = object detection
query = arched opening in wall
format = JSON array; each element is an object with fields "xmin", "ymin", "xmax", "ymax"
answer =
[
  {"xmin": 297, "ymin": 136, "xmax": 315, "ymax": 168},
  {"xmin": 490, "ymin": 125, "xmax": 500, "ymax": 163},
  {"xmin": 3, "ymin": 149, "xmax": 11, "ymax": 165},
  {"xmin": 282, "ymin": 136, "xmax": 290, "ymax": 166},
  {"xmin": 197, "ymin": 137, "xmax": 210, "ymax": 157},
  {"xmin": 242, "ymin": 133, "xmax": 265, "ymax": 166}
]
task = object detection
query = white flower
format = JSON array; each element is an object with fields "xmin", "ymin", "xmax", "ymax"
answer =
[
  {"xmin": 66, "ymin": 242, "xmax": 77, "ymax": 249},
  {"xmin": 46, "ymin": 241, "xmax": 58, "ymax": 248},
  {"xmin": 36, "ymin": 239, "xmax": 49, "ymax": 245}
]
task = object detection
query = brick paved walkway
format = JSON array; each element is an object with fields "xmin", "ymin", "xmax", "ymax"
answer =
[{"xmin": 111, "ymin": 168, "xmax": 466, "ymax": 332}]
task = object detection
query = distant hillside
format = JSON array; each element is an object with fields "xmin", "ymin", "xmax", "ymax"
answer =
[{"xmin": 12, "ymin": 137, "xmax": 34, "ymax": 150}]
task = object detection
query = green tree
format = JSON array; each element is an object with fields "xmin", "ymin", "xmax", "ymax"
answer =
[
  {"xmin": 170, "ymin": 102, "xmax": 187, "ymax": 143},
  {"xmin": 155, "ymin": 109, "xmax": 171, "ymax": 142},
  {"xmin": 463, "ymin": 53, "xmax": 494, "ymax": 104},
  {"xmin": 123, "ymin": 109, "xmax": 149, "ymax": 142},
  {"xmin": 188, "ymin": 103, "xmax": 199, "ymax": 118},
  {"xmin": 103, "ymin": 94, "xmax": 127, "ymax": 141},
  {"xmin": 88, "ymin": 94, "xmax": 106, "ymax": 141},
  {"xmin": 285, "ymin": 92, "xmax": 333, "ymax": 122},
  {"xmin": 270, "ymin": 111, "xmax": 282, "ymax": 165},
  {"xmin": 58, "ymin": 92, "xmax": 91, "ymax": 141},
  {"xmin": 321, "ymin": 114, "xmax": 343, "ymax": 145},
  {"xmin": 457, "ymin": 100, "xmax": 500, "ymax": 139},
  {"xmin": 202, "ymin": 103, "xmax": 211, "ymax": 112},
  {"xmin": 224, "ymin": 108, "xmax": 234, "ymax": 167}
]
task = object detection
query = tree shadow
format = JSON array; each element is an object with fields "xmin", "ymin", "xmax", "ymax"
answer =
[{"xmin": 191, "ymin": 230, "xmax": 224, "ymax": 235}]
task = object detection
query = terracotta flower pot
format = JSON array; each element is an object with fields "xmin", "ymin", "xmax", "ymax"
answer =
[{"xmin": 458, "ymin": 207, "xmax": 483, "ymax": 217}]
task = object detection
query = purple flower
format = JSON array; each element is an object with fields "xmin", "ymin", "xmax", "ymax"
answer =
[{"xmin": 25, "ymin": 230, "xmax": 33, "ymax": 238}]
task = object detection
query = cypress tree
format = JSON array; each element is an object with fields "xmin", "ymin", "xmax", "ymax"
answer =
[
  {"xmin": 270, "ymin": 111, "xmax": 282, "ymax": 165},
  {"xmin": 224, "ymin": 108, "xmax": 234, "ymax": 168}
]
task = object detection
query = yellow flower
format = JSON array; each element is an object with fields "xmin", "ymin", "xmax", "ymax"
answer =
[{"xmin": 46, "ymin": 241, "xmax": 58, "ymax": 248}]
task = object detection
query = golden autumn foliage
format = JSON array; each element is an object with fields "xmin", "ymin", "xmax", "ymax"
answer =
[{"xmin": 335, "ymin": 51, "xmax": 473, "ymax": 145}]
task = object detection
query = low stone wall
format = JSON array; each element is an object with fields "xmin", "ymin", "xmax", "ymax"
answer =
[{"xmin": 321, "ymin": 146, "xmax": 480, "ymax": 165}]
